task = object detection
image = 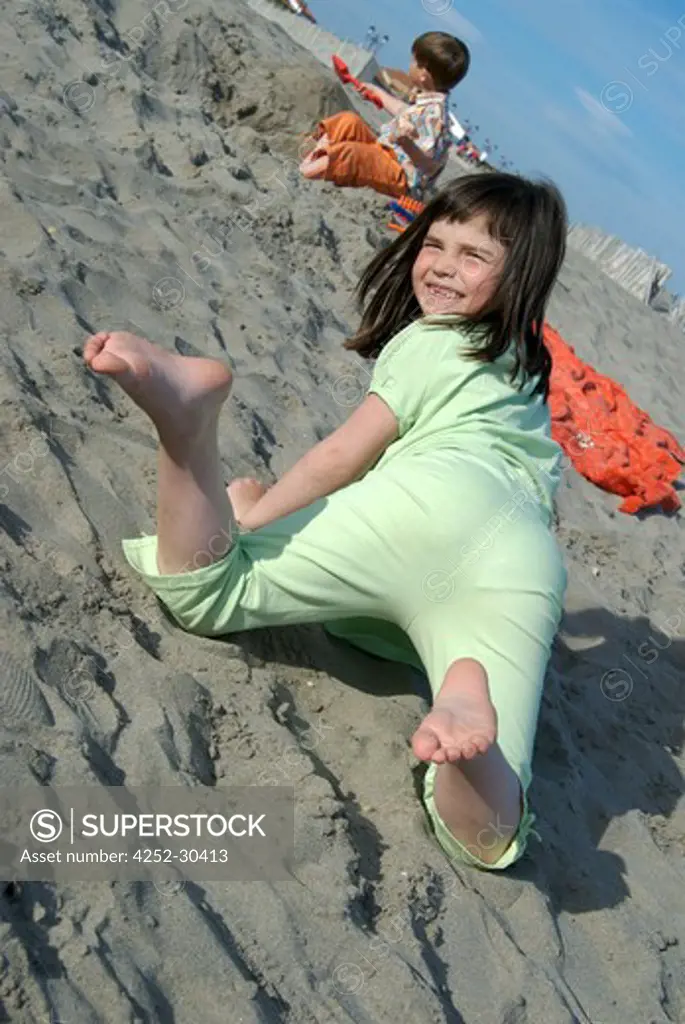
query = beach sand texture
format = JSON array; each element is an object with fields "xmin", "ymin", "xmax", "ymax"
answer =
[{"xmin": 0, "ymin": 1, "xmax": 683, "ymax": 1022}]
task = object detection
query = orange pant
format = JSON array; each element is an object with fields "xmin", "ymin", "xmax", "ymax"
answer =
[{"xmin": 315, "ymin": 111, "xmax": 408, "ymax": 198}]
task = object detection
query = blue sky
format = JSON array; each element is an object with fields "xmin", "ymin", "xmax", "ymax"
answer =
[{"xmin": 308, "ymin": 0, "xmax": 685, "ymax": 293}]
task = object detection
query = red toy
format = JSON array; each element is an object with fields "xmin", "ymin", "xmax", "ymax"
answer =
[{"xmin": 332, "ymin": 55, "xmax": 384, "ymax": 109}]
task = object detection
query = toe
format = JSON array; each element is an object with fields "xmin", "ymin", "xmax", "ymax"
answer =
[
  {"xmin": 412, "ymin": 725, "xmax": 441, "ymax": 762},
  {"xmin": 89, "ymin": 346, "xmax": 131, "ymax": 376},
  {"xmin": 444, "ymin": 742, "xmax": 474, "ymax": 761},
  {"xmin": 83, "ymin": 332, "xmax": 110, "ymax": 363},
  {"xmin": 442, "ymin": 746, "xmax": 461, "ymax": 763},
  {"xmin": 473, "ymin": 734, "xmax": 491, "ymax": 755}
]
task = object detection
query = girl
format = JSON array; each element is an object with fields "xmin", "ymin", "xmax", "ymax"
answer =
[{"xmin": 83, "ymin": 171, "xmax": 568, "ymax": 871}]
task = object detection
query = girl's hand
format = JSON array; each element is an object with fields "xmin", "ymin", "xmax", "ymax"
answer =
[{"xmin": 227, "ymin": 477, "xmax": 268, "ymax": 528}]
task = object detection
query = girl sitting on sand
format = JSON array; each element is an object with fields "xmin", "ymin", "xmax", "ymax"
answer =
[{"xmin": 84, "ymin": 171, "xmax": 568, "ymax": 871}]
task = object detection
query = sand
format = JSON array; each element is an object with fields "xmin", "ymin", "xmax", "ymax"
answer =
[{"xmin": 0, "ymin": 1, "xmax": 683, "ymax": 1022}]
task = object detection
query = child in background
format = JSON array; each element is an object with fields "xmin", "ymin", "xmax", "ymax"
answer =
[
  {"xmin": 83, "ymin": 171, "xmax": 568, "ymax": 871},
  {"xmin": 300, "ymin": 32, "xmax": 470, "ymax": 199}
]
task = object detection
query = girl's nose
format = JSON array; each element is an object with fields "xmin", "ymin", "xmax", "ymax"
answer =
[{"xmin": 432, "ymin": 254, "xmax": 458, "ymax": 277}]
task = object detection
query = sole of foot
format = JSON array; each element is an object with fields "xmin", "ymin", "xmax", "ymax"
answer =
[
  {"xmin": 411, "ymin": 658, "xmax": 497, "ymax": 764},
  {"xmin": 83, "ymin": 331, "xmax": 232, "ymax": 441},
  {"xmin": 300, "ymin": 154, "xmax": 330, "ymax": 179}
]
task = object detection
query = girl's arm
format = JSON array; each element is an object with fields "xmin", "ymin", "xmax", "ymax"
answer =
[{"xmin": 238, "ymin": 394, "xmax": 399, "ymax": 532}]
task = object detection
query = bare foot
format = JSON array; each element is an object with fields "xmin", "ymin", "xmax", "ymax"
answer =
[
  {"xmin": 298, "ymin": 131, "xmax": 329, "ymax": 161},
  {"xmin": 412, "ymin": 658, "xmax": 497, "ymax": 764},
  {"xmin": 299, "ymin": 140, "xmax": 331, "ymax": 177},
  {"xmin": 300, "ymin": 153, "xmax": 331, "ymax": 180},
  {"xmin": 300, "ymin": 146, "xmax": 328, "ymax": 165},
  {"xmin": 83, "ymin": 331, "xmax": 232, "ymax": 441}
]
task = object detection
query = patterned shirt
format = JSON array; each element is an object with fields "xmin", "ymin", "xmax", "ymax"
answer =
[{"xmin": 377, "ymin": 91, "xmax": 452, "ymax": 198}]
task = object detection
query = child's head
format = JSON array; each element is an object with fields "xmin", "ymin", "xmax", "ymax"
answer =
[
  {"xmin": 409, "ymin": 32, "xmax": 471, "ymax": 93},
  {"xmin": 345, "ymin": 172, "xmax": 568, "ymax": 397},
  {"xmin": 411, "ymin": 209, "xmax": 507, "ymax": 318}
]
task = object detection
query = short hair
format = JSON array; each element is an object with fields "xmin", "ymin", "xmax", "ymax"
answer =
[{"xmin": 412, "ymin": 32, "xmax": 471, "ymax": 91}]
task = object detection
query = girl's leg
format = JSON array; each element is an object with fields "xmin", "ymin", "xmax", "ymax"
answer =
[
  {"xmin": 83, "ymin": 331, "xmax": 235, "ymax": 575},
  {"xmin": 406, "ymin": 543, "xmax": 564, "ymax": 869},
  {"xmin": 412, "ymin": 658, "xmax": 522, "ymax": 865}
]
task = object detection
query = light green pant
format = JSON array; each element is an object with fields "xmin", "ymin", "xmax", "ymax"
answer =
[{"xmin": 123, "ymin": 452, "xmax": 566, "ymax": 870}]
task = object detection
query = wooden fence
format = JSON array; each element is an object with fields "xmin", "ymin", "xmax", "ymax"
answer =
[{"xmin": 567, "ymin": 224, "xmax": 672, "ymax": 305}]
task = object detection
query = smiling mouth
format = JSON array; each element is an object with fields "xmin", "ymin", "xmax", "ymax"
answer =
[{"xmin": 425, "ymin": 283, "xmax": 464, "ymax": 301}]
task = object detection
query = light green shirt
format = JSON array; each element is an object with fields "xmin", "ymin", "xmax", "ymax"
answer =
[{"xmin": 366, "ymin": 318, "xmax": 563, "ymax": 517}]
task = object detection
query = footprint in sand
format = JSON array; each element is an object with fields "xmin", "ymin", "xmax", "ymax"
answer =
[{"xmin": 0, "ymin": 651, "xmax": 53, "ymax": 727}]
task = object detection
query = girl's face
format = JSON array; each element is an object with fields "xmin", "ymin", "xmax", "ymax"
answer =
[{"xmin": 411, "ymin": 214, "xmax": 507, "ymax": 317}]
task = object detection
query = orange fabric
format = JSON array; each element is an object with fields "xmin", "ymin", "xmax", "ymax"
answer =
[
  {"xmin": 543, "ymin": 325, "xmax": 684, "ymax": 514},
  {"xmin": 317, "ymin": 112, "xmax": 409, "ymax": 198},
  {"xmin": 385, "ymin": 197, "xmax": 685, "ymax": 515}
]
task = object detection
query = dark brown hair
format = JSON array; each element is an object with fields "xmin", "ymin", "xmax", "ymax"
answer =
[
  {"xmin": 343, "ymin": 172, "xmax": 568, "ymax": 398},
  {"xmin": 412, "ymin": 32, "xmax": 471, "ymax": 91}
]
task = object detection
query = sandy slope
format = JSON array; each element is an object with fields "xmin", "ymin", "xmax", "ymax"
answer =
[{"xmin": 0, "ymin": 2, "xmax": 683, "ymax": 1022}]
